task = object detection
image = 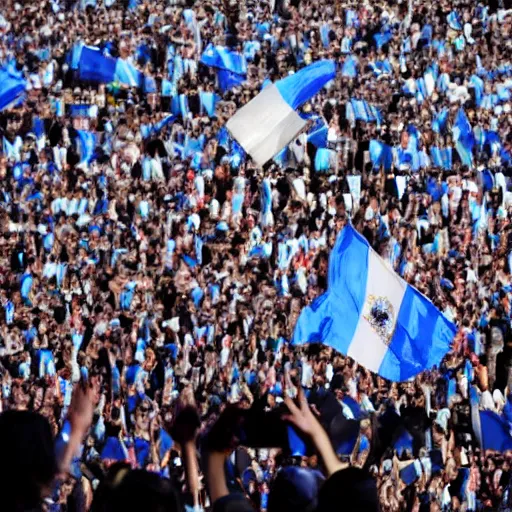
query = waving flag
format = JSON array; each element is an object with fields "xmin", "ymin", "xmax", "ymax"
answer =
[
  {"xmin": 227, "ymin": 60, "xmax": 336, "ymax": 166},
  {"xmin": 200, "ymin": 92, "xmax": 219, "ymax": 117},
  {"xmin": 347, "ymin": 99, "xmax": 382, "ymax": 124},
  {"xmin": 471, "ymin": 387, "xmax": 512, "ymax": 452},
  {"xmin": 370, "ymin": 140, "xmax": 393, "ymax": 170},
  {"xmin": 447, "ymin": 11, "xmax": 463, "ymax": 31},
  {"xmin": 201, "ymin": 45, "xmax": 247, "ymax": 92},
  {"xmin": 141, "ymin": 114, "xmax": 175, "ymax": 139},
  {"xmin": 374, "ymin": 30, "xmax": 392, "ymax": 50},
  {"xmin": 78, "ymin": 47, "xmax": 116, "ymax": 83},
  {"xmin": 307, "ymin": 116, "xmax": 328, "ymax": 148},
  {"xmin": 115, "ymin": 59, "xmax": 142, "ymax": 87},
  {"xmin": 76, "ymin": 130, "xmax": 97, "ymax": 164},
  {"xmin": 0, "ymin": 65, "xmax": 26, "ymax": 111},
  {"xmin": 432, "ymin": 108, "xmax": 448, "ymax": 134},
  {"xmin": 341, "ymin": 56, "xmax": 358, "ymax": 78},
  {"xmin": 292, "ymin": 225, "xmax": 456, "ymax": 381},
  {"xmin": 453, "ymin": 108, "xmax": 475, "ymax": 167}
]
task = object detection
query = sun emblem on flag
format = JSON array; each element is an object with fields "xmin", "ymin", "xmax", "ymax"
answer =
[{"xmin": 363, "ymin": 295, "xmax": 395, "ymax": 346}]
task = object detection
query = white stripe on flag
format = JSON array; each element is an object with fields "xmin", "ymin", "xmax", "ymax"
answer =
[
  {"xmin": 347, "ymin": 248, "xmax": 407, "ymax": 372},
  {"xmin": 226, "ymin": 84, "xmax": 307, "ymax": 167}
]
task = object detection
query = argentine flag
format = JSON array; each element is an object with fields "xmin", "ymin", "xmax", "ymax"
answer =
[
  {"xmin": 293, "ymin": 225, "xmax": 456, "ymax": 381},
  {"xmin": 227, "ymin": 60, "xmax": 336, "ymax": 167}
]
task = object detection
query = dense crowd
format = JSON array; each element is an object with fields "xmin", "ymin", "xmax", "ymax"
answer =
[{"xmin": 1, "ymin": 0, "xmax": 512, "ymax": 510}]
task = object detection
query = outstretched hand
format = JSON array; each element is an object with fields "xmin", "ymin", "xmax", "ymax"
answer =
[
  {"xmin": 283, "ymin": 386, "xmax": 321, "ymax": 439},
  {"xmin": 67, "ymin": 377, "xmax": 100, "ymax": 436},
  {"xmin": 284, "ymin": 386, "xmax": 346, "ymax": 477}
]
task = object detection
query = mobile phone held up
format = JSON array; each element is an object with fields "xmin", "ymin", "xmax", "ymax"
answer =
[{"xmin": 237, "ymin": 407, "xmax": 309, "ymax": 456}]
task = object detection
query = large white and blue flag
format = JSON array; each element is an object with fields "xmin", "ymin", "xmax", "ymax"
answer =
[
  {"xmin": 227, "ymin": 60, "xmax": 336, "ymax": 167},
  {"xmin": 293, "ymin": 225, "xmax": 457, "ymax": 381}
]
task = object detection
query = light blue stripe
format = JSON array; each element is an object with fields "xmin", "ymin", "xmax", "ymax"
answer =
[
  {"xmin": 379, "ymin": 285, "xmax": 457, "ymax": 381},
  {"xmin": 293, "ymin": 225, "xmax": 368, "ymax": 354},
  {"xmin": 275, "ymin": 60, "xmax": 336, "ymax": 110}
]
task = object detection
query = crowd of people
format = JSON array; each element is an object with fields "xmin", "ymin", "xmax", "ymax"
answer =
[{"xmin": 1, "ymin": 0, "xmax": 512, "ymax": 510}]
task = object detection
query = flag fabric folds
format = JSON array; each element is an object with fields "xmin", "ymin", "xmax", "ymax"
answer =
[
  {"xmin": 201, "ymin": 45, "xmax": 247, "ymax": 75},
  {"xmin": 292, "ymin": 224, "xmax": 457, "ymax": 381},
  {"xmin": 275, "ymin": 60, "xmax": 336, "ymax": 110},
  {"xmin": 227, "ymin": 60, "xmax": 336, "ymax": 167},
  {"xmin": 347, "ymin": 99, "xmax": 382, "ymax": 124},
  {"xmin": 115, "ymin": 59, "xmax": 142, "ymax": 87},
  {"xmin": 341, "ymin": 56, "xmax": 358, "ymax": 78},
  {"xmin": 370, "ymin": 140, "xmax": 393, "ymax": 170},
  {"xmin": 0, "ymin": 65, "xmax": 26, "ymax": 112},
  {"xmin": 307, "ymin": 117, "xmax": 328, "ymax": 148},
  {"xmin": 78, "ymin": 47, "xmax": 117, "ymax": 83},
  {"xmin": 217, "ymin": 70, "xmax": 245, "ymax": 93},
  {"xmin": 453, "ymin": 108, "xmax": 475, "ymax": 167},
  {"xmin": 471, "ymin": 387, "xmax": 512, "ymax": 452},
  {"xmin": 199, "ymin": 92, "xmax": 219, "ymax": 117},
  {"xmin": 201, "ymin": 45, "xmax": 247, "ymax": 92},
  {"xmin": 76, "ymin": 130, "xmax": 97, "ymax": 164}
]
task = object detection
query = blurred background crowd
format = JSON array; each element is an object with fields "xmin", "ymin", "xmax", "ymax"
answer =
[{"xmin": 1, "ymin": 0, "xmax": 512, "ymax": 510}]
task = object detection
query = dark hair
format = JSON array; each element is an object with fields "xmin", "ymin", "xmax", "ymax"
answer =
[
  {"xmin": 91, "ymin": 464, "xmax": 181, "ymax": 512},
  {"xmin": 0, "ymin": 410, "xmax": 57, "ymax": 511},
  {"xmin": 316, "ymin": 467, "xmax": 379, "ymax": 512}
]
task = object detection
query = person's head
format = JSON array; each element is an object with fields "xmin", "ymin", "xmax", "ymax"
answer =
[
  {"xmin": 267, "ymin": 466, "xmax": 324, "ymax": 512},
  {"xmin": 91, "ymin": 464, "xmax": 181, "ymax": 512},
  {"xmin": 0, "ymin": 410, "xmax": 57, "ymax": 510},
  {"xmin": 316, "ymin": 467, "xmax": 379, "ymax": 512}
]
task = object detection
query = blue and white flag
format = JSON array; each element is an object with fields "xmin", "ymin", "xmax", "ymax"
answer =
[
  {"xmin": 374, "ymin": 30, "xmax": 392, "ymax": 50},
  {"xmin": 217, "ymin": 70, "xmax": 246, "ymax": 92},
  {"xmin": 5, "ymin": 300, "xmax": 14, "ymax": 325},
  {"xmin": 227, "ymin": 60, "xmax": 336, "ymax": 166},
  {"xmin": 347, "ymin": 99, "xmax": 382, "ymax": 125},
  {"xmin": 307, "ymin": 116, "xmax": 328, "ymax": 148},
  {"xmin": 76, "ymin": 130, "xmax": 97, "ymax": 164},
  {"xmin": 471, "ymin": 387, "xmax": 512, "ymax": 452},
  {"xmin": 320, "ymin": 24, "xmax": 331, "ymax": 48},
  {"xmin": 199, "ymin": 92, "xmax": 219, "ymax": 117},
  {"xmin": 141, "ymin": 114, "xmax": 175, "ymax": 139},
  {"xmin": 244, "ymin": 41, "xmax": 261, "ymax": 61},
  {"xmin": 0, "ymin": 65, "xmax": 26, "ymax": 112},
  {"xmin": 201, "ymin": 44, "xmax": 247, "ymax": 92},
  {"xmin": 78, "ymin": 47, "xmax": 116, "ymax": 83},
  {"xmin": 315, "ymin": 148, "xmax": 334, "ymax": 171},
  {"xmin": 370, "ymin": 140, "xmax": 393, "ymax": 170},
  {"xmin": 70, "ymin": 104, "xmax": 98, "ymax": 118},
  {"xmin": 453, "ymin": 108, "xmax": 475, "ymax": 167},
  {"xmin": 447, "ymin": 11, "xmax": 463, "ymax": 31},
  {"xmin": 432, "ymin": 108, "xmax": 448, "ymax": 134},
  {"xmin": 292, "ymin": 225, "xmax": 457, "ymax": 381},
  {"xmin": 114, "ymin": 59, "xmax": 142, "ymax": 87},
  {"xmin": 341, "ymin": 56, "xmax": 358, "ymax": 78}
]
